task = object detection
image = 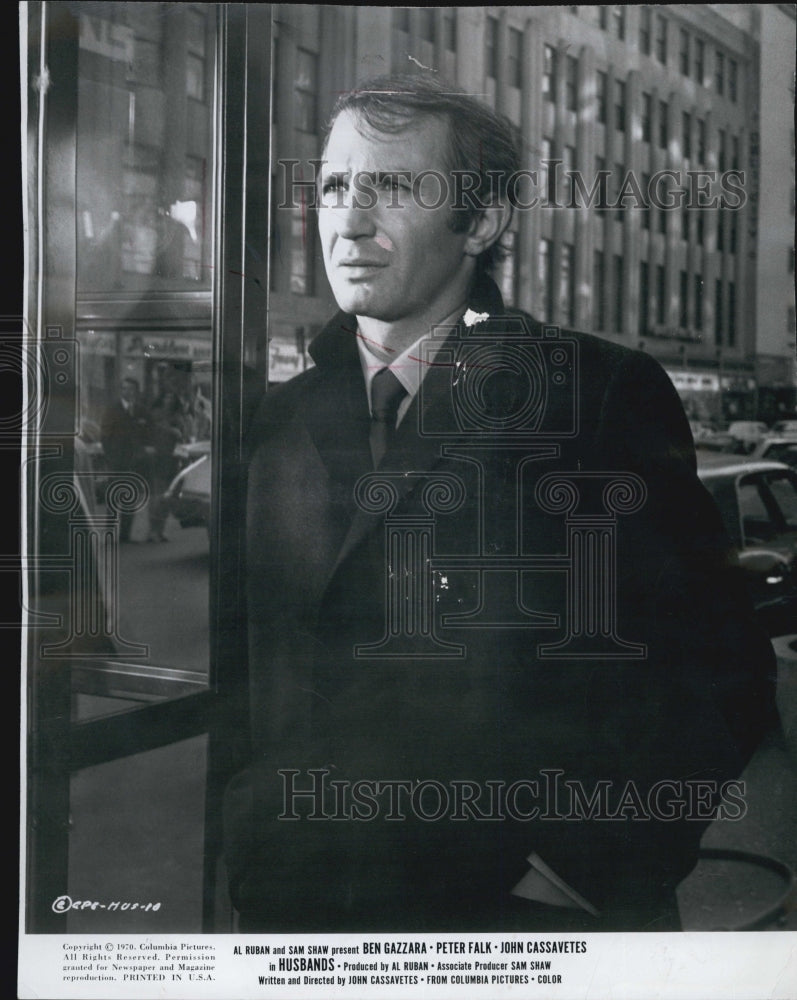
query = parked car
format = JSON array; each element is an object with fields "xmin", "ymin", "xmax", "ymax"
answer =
[
  {"xmin": 749, "ymin": 437, "xmax": 797, "ymax": 470},
  {"xmin": 697, "ymin": 455, "xmax": 797, "ymax": 637},
  {"xmin": 771, "ymin": 419, "xmax": 797, "ymax": 438},
  {"xmin": 727, "ymin": 421, "xmax": 769, "ymax": 452},
  {"xmin": 163, "ymin": 452, "xmax": 211, "ymax": 531},
  {"xmin": 695, "ymin": 431, "xmax": 743, "ymax": 454},
  {"xmin": 173, "ymin": 439, "xmax": 211, "ymax": 467},
  {"xmin": 688, "ymin": 420, "xmax": 717, "ymax": 443}
]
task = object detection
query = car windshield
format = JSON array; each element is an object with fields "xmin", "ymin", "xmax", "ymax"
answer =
[{"xmin": 767, "ymin": 471, "xmax": 797, "ymax": 529}]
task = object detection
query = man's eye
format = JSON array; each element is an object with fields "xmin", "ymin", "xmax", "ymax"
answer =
[
  {"xmin": 379, "ymin": 176, "xmax": 407, "ymax": 191},
  {"xmin": 321, "ymin": 178, "xmax": 346, "ymax": 195}
]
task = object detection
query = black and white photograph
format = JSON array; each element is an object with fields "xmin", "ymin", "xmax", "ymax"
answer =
[{"xmin": 16, "ymin": 4, "xmax": 797, "ymax": 998}]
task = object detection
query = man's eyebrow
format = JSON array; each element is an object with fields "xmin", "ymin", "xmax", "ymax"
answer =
[{"xmin": 317, "ymin": 168, "xmax": 348, "ymax": 184}]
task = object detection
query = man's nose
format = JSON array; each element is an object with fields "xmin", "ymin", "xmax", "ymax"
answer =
[{"xmin": 334, "ymin": 188, "xmax": 377, "ymax": 239}]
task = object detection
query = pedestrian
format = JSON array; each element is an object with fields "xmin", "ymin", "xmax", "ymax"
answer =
[
  {"xmin": 146, "ymin": 390, "xmax": 187, "ymax": 542},
  {"xmin": 100, "ymin": 377, "xmax": 150, "ymax": 542}
]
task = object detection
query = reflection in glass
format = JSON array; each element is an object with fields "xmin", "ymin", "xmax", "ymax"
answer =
[
  {"xmin": 70, "ymin": 3, "xmax": 216, "ymax": 715},
  {"xmin": 77, "ymin": 4, "xmax": 214, "ymax": 292}
]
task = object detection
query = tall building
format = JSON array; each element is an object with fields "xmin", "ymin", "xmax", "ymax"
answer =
[
  {"xmin": 269, "ymin": 4, "xmax": 796, "ymax": 422},
  {"xmin": 745, "ymin": 4, "xmax": 796, "ymax": 423}
]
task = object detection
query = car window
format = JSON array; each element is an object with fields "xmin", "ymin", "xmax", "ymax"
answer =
[
  {"xmin": 738, "ymin": 477, "xmax": 778, "ymax": 544},
  {"xmin": 766, "ymin": 471, "xmax": 797, "ymax": 528}
]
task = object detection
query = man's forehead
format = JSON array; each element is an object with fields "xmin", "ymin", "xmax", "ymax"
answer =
[{"xmin": 322, "ymin": 108, "xmax": 450, "ymax": 168}]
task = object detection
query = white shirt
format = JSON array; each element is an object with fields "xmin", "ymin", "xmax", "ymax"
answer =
[{"xmin": 356, "ymin": 306, "xmax": 465, "ymax": 425}]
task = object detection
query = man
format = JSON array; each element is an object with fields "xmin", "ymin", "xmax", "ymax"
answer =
[
  {"xmin": 100, "ymin": 377, "xmax": 150, "ymax": 542},
  {"xmin": 224, "ymin": 75, "xmax": 776, "ymax": 932}
]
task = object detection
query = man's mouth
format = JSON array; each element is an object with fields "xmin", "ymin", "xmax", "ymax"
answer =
[{"xmin": 338, "ymin": 259, "xmax": 387, "ymax": 269}]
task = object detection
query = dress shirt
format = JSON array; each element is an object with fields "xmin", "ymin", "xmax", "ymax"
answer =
[{"xmin": 356, "ymin": 305, "xmax": 466, "ymax": 426}]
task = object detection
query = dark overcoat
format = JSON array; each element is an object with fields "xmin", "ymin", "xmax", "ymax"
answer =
[{"xmin": 225, "ymin": 276, "xmax": 776, "ymax": 932}]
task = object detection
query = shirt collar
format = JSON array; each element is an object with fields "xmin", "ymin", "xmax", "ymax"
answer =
[{"xmin": 357, "ymin": 304, "xmax": 467, "ymax": 423}]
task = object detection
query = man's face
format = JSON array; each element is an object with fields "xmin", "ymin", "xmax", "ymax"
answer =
[{"xmin": 318, "ymin": 110, "xmax": 475, "ymax": 327}]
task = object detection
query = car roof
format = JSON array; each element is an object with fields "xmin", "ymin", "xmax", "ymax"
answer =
[{"xmin": 697, "ymin": 456, "xmax": 792, "ymax": 478}]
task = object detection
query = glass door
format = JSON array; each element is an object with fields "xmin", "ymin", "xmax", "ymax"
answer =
[{"xmin": 23, "ymin": 1, "xmax": 271, "ymax": 931}]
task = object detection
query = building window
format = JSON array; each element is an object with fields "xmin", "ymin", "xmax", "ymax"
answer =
[
  {"xmin": 642, "ymin": 173, "xmax": 652, "ymax": 229},
  {"xmin": 561, "ymin": 243, "xmax": 576, "ymax": 326},
  {"xmin": 614, "ymin": 254, "xmax": 624, "ymax": 333},
  {"xmin": 715, "ymin": 50, "xmax": 725, "ymax": 95},
  {"xmin": 442, "ymin": 9, "xmax": 457, "ymax": 52},
  {"xmin": 718, "ymin": 128, "xmax": 726, "ymax": 172},
  {"xmin": 695, "ymin": 39, "xmax": 705, "ymax": 85},
  {"xmin": 656, "ymin": 265, "xmax": 666, "ymax": 326},
  {"xmin": 680, "ymin": 28, "xmax": 690, "ymax": 76},
  {"xmin": 731, "ymin": 134, "xmax": 740, "ymax": 171},
  {"xmin": 613, "ymin": 5, "xmax": 625, "ymax": 40},
  {"xmin": 640, "ymin": 7, "xmax": 651, "ymax": 55},
  {"xmin": 681, "ymin": 208, "xmax": 689, "ymax": 241},
  {"xmin": 656, "ymin": 14, "xmax": 667, "ymax": 65},
  {"xmin": 541, "ymin": 137, "xmax": 554, "ymax": 202},
  {"xmin": 697, "ymin": 118, "xmax": 706, "ymax": 163},
  {"xmin": 615, "ymin": 79, "xmax": 626, "ymax": 131},
  {"xmin": 679, "ymin": 270, "xmax": 689, "ymax": 329},
  {"xmin": 594, "ymin": 250, "xmax": 606, "ymax": 330},
  {"xmin": 418, "ymin": 8, "xmax": 435, "ymax": 43},
  {"xmin": 543, "ymin": 44, "xmax": 557, "ymax": 102},
  {"xmin": 729, "ymin": 212, "xmax": 737, "ymax": 254},
  {"xmin": 595, "ymin": 155, "xmax": 608, "ymax": 214},
  {"xmin": 639, "ymin": 260, "xmax": 649, "ymax": 335},
  {"xmin": 499, "ymin": 230, "xmax": 517, "ymax": 305},
  {"xmin": 538, "ymin": 239, "xmax": 554, "ymax": 322},
  {"xmin": 717, "ymin": 211, "xmax": 724, "ymax": 252},
  {"xmin": 727, "ymin": 281, "xmax": 736, "ymax": 346},
  {"xmin": 729, "ymin": 59, "xmax": 738, "ymax": 102},
  {"xmin": 641, "ymin": 91, "xmax": 652, "ymax": 142},
  {"xmin": 269, "ymin": 173, "xmax": 278, "ymax": 291},
  {"xmin": 290, "ymin": 203, "xmax": 314, "ymax": 294},
  {"xmin": 694, "ymin": 274, "xmax": 703, "ymax": 330},
  {"xmin": 186, "ymin": 8, "xmax": 206, "ymax": 101},
  {"xmin": 393, "ymin": 8, "xmax": 410, "ymax": 33},
  {"xmin": 596, "ymin": 71, "xmax": 608, "ymax": 123},
  {"xmin": 658, "ymin": 203, "xmax": 667, "ymax": 234},
  {"xmin": 599, "ymin": 6, "xmax": 609, "ymax": 30},
  {"xmin": 682, "ymin": 111, "xmax": 692, "ymax": 159},
  {"xmin": 715, "ymin": 278, "xmax": 723, "ymax": 344},
  {"xmin": 614, "ymin": 161, "xmax": 625, "ymax": 222},
  {"xmin": 566, "ymin": 55, "xmax": 578, "ymax": 111},
  {"xmin": 508, "ymin": 27, "xmax": 523, "ymax": 88},
  {"xmin": 294, "ymin": 49, "xmax": 318, "ymax": 133},
  {"xmin": 486, "ymin": 16, "xmax": 498, "ymax": 79},
  {"xmin": 697, "ymin": 211, "xmax": 704, "ymax": 246},
  {"xmin": 659, "ymin": 100, "xmax": 668, "ymax": 150}
]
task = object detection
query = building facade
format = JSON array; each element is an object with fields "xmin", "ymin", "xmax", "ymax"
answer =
[{"xmin": 269, "ymin": 4, "xmax": 796, "ymax": 421}]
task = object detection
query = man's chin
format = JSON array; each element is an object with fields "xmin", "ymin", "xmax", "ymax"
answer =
[{"xmin": 331, "ymin": 288, "xmax": 383, "ymax": 318}]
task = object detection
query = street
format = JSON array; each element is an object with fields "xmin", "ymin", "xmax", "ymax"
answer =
[{"xmin": 117, "ymin": 510, "xmax": 210, "ymax": 679}]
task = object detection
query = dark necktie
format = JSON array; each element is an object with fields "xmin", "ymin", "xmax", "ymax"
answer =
[{"xmin": 369, "ymin": 367, "xmax": 407, "ymax": 467}]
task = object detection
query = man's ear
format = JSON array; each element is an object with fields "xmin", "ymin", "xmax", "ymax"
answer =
[{"xmin": 463, "ymin": 201, "xmax": 513, "ymax": 259}]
